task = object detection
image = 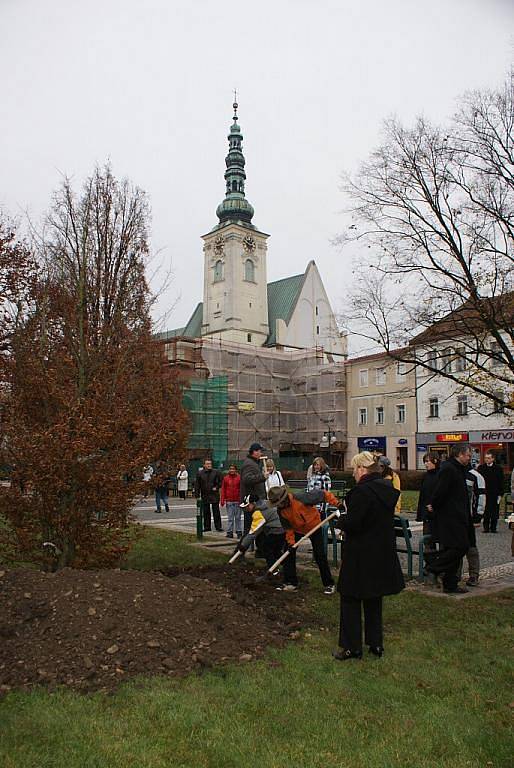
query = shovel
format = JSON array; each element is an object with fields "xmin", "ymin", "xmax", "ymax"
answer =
[
  {"xmin": 228, "ymin": 518, "xmax": 267, "ymax": 564},
  {"xmin": 256, "ymin": 508, "xmax": 341, "ymax": 582}
]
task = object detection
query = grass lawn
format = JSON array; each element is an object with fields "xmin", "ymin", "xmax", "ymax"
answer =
[
  {"xmin": 400, "ymin": 489, "xmax": 419, "ymax": 513},
  {"xmin": 1, "ymin": 527, "xmax": 512, "ymax": 768}
]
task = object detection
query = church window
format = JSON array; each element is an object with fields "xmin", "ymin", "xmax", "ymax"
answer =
[
  {"xmin": 244, "ymin": 259, "xmax": 255, "ymax": 282},
  {"xmin": 214, "ymin": 260, "xmax": 223, "ymax": 282},
  {"xmin": 316, "ymin": 325, "xmax": 320, "ymax": 335},
  {"xmin": 315, "ymin": 306, "xmax": 319, "ymax": 316},
  {"xmin": 247, "ymin": 333, "xmax": 252, "ymax": 342},
  {"xmin": 232, "ymin": 180, "xmax": 237, "ymax": 191}
]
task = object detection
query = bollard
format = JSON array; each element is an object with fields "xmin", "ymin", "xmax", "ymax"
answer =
[{"xmin": 196, "ymin": 499, "xmax": 203, "ymax": 539}]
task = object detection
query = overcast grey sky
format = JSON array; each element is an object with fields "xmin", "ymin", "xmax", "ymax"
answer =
[{"xmin": 1, "ymin": 0, "xmax": 513, "ymax": 336}]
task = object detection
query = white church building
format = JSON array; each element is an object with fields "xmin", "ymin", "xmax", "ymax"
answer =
[{"xmin": 160, "ymin": 100, "xmax": 347, "ymax": 468}]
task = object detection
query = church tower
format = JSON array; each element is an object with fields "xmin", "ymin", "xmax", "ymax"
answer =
[{"xmin": 201, "ymin": 99, "xmax": 270, "ymax": 345}]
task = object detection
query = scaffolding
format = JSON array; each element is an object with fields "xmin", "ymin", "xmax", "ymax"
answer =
[
  {"xmin": 169, "ymin": 336, "xmax": 347, "ymax": 469},
  {"xmin": 182, "ymin": 376, "xmax": 228, "ymax": 466}
]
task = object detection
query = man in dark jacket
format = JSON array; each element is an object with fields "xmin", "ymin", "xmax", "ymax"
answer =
[
  {"xmin": 478, "ymin": 452, "xmax": 504, "ymax": 533},
  {"xmin": 239, "ymin": 443, "xmax": 268, "ymax": 536},
  {"xmin": 425, "ymin": 443, "xmax": 472, "ymax": 594},
  {"xmin": 195, "ymin": 458, "xmax": 223, "ymax": 532}
]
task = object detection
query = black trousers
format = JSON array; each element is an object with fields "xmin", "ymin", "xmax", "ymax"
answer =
[
  {"xmin": 483, "ymin": 496, "xmax": 499, "ymax": 532},
  {"xmin": 283, "ymin": 528, "xmax": 334, "ymax": 587},
  {"xmin": 261, "ymin": 532, "xmax": 286, "ymax": 570},
  {"xmin": 178, "ymin": 490, "xmax": 186, "ymax": 499},
  {"xmin": 202, "ymin": 501, "xmax": 222, "ymax": 531},
  {"xmin": 339, "ymin": 596, "xmax": 383, "ymax": 653},
  {"xmin": 425, "ymin": 546, "xmax": 467, "ymax": 590}
]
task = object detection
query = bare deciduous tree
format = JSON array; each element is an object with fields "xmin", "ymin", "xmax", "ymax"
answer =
[{"xmin": 339, "ymin": 71, "xmax": 514, "ymax": 414}]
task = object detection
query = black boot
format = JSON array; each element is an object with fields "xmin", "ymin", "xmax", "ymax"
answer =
[
  {"xmin": 368, "ymin": 646, "xmax": 384, "ymax": 658},
  {"xmin": 332, "ymin": 648, "xmax": 362, "ymax": 661}
]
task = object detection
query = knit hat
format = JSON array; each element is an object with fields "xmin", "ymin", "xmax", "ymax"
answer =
[{"xmin": 267, "ymin": 485, "xmax": 289, "ymax": 505}]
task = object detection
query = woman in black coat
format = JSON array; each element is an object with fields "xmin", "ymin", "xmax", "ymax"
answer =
[
  {"xmin": 416, "ymin": 452, "xmax": 441, "ymax": 548},
  {"xmin": 333, "ymin": 452, "xmax": 404, "ymax": 661}
]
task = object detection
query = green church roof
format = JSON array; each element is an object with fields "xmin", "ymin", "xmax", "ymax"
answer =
[
  {"xmin": 182, "ymin": 302, "xmax": 203, "ymax": 338},
  {"xmin": 154, "ymin": 327, "xmax": 185, "ymax": 341},
  {"xmin": 264, "ymin": 272, "xmax": 306, "ymax": 346},
  {"xmin": 161, "ymin": 271, "xmax": 307, "ymax": 346}
]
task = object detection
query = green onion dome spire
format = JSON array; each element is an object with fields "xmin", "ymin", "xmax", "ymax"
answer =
[{"xmin": 216, "ymin": 98, "xmax": 255, "ymax": 225}]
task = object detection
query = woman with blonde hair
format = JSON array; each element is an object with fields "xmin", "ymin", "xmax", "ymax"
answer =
[
  {"xmin": 333, "ymin": 451, "xmax": 404, "ymax": 661},
  {"xmin": 265, "ymin": 458, "xmax": 284, "ymax": 495}
]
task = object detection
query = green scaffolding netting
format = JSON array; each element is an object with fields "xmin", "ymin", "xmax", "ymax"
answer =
[{"xmin": 182, "ymin": 376, "xmax": 228, "ymax": 466}]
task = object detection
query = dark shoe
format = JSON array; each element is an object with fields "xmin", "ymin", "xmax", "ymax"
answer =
[
  {"xmin": 332, "ymin": 648, "xmax": 362, "ymax": 661},
  {"xmin": 483, "ymin": 529, "xmax": 489, "ymax": 533},
  {"xmin": 236, "ymin": 531, "xmax": 242, "ymax": 537},
  {"xmin": 155, "ymin": 509, "xmax": 162, "ymax": 513},
  {"xmin": 368, "ymin": 646, "xmax": 384, "ymax": 658},
  {"xmin": 204, "ymin": 527, "xmax": 212, "ymax": 532},
  {"xmin": 443, "ymin": 586, "xmax": 469, "ymax": 594},
  {"xmin": 215, "ymin": 527, "xmax": 223, "ymax": 532},
  {"xmin": 164, "ymin": 506, "xmax": 170, "ymax": 513},
  {"xmin": 225, "ymin": 532, "xmax": 234, "ymax": 539},
  {"xmin": 466, "ymin": 578, "xmax": 479, "ymax": 587}
]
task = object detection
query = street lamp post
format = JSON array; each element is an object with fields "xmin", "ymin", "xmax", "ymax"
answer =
[{"xmin": 320, "ymin": 427, "xmax": 337, "ymax": 470}]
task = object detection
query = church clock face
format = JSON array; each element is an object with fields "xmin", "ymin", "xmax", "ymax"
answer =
[
  {"xmin": 214, "ymin": 235, "xmax": 224, "ymax": 255},
  {"xmin": 243, "ymin": 235, "xmax": 256, "ymax": 253}
]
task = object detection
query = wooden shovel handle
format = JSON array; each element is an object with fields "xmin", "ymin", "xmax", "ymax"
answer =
[{"xmin": 266, "ymin": 509, "xmax": 340, "ymax": 575}]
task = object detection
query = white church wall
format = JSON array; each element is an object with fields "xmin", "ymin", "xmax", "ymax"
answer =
[{"xmin": 281, "ymin": 262, "xmax": 345, "ymax": 356}]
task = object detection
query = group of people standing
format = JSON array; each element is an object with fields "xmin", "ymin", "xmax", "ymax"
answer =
[
  {"xmin": 194, "ymin": 443, "xmax": 406, "ymax": 661},
  {"xmin": 148, "ymin": 443, "xmax": 509, "ymax": 663},
  {"xmin": 417, "ymin": 447, "xmax": 506, "ymax": 592}
]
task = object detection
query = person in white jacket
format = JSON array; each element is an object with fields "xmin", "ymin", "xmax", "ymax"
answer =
[
  {"xmin": 461, "ymin": 467, "xmax": 486, "ymax": 586},
  {"xmin": 176, "ymin": 464, "xmax": 189, "ymax": 499},
  {"xmin": 265, "ymin": 459, "xmax": 284, "ymax": 496}
]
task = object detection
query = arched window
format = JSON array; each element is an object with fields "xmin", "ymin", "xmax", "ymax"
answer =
[
  {"xmin": 214, "ymin": 260, "xmax": 223, "ymax": 282},
  {"xmin": 232, "ymin": 180, "xmax": 237, "ymax": 191},
  {"xmin": 244, "ymin": 259, "xmax": 255, "ymax": 282}
]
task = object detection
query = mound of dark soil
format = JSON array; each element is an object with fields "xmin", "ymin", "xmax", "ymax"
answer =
[{"xmin": 0, "ymin": 564, "xmax": 320, "ymax": 695}]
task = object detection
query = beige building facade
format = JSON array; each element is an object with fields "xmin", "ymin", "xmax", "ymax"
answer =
[{"xmin": 345, "ymin": 352, "xmax": 417, "ymax": 470}]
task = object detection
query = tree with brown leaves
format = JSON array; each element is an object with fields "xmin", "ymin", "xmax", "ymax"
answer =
[{"xmin": 0, "ymin": 166, "xmax": 189, "ymax": 569}]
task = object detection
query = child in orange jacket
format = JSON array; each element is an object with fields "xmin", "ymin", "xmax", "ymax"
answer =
[{"xmin": 267, "ymin": 486, "xmax": 340, "ymax": 595}]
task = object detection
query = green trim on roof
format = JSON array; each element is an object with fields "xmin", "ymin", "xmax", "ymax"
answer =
[
  {"xmin": 155, "ymin": 327, "xmax": 184, "ymax": 341},
  {"xmin": 265, "ymin": 272, "xmax": 306, "ymax": 346},
  {"xmin": 183, "ymin": 302, "xmax": 203, "ymax": 338}
]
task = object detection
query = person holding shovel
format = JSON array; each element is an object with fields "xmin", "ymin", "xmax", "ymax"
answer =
[
  {"xmin": 267, "ymin": 485, "xmax": 340, "ymax": 594},
  {"xmin": 233, "ymin": 494, "xmax": 286, "ymax": 569}
]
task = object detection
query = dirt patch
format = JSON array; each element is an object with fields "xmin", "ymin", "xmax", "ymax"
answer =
[{"xmin": 0, "ymin": 565, "xmax": 321, "ymax": 695}]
